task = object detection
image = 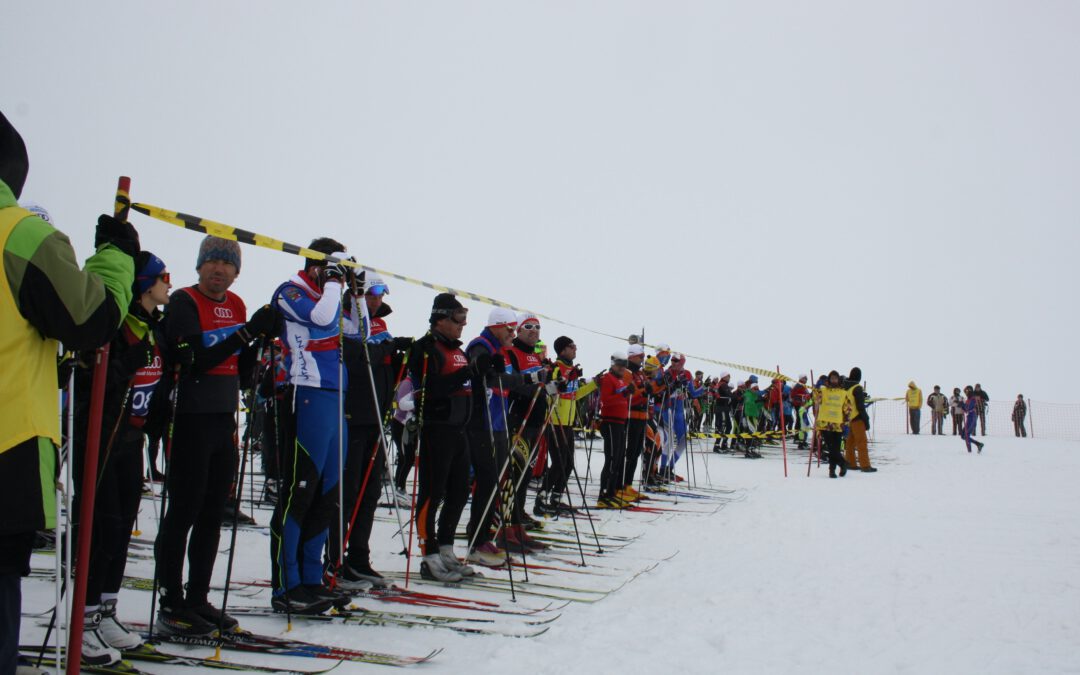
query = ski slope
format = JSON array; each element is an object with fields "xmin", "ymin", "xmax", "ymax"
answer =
[{"xmin": 21, "ymin": 433, "xmax": 1080, "ymax": 674}]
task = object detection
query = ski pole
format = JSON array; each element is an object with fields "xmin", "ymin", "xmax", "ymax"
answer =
[
  {"xmin": 213, "ymin": 342, "xmax": 264, "ymax": 656},
  {"xmin": 404, "ymin": 351, "xmax": 427, "ymax": 589},
  {"xmin": 553, "ymin": 423, "xmax": 587, "ymax": 566},
  {"xmin": 148, "ymin": 362, "xmax": 181, "ymax": 641}
]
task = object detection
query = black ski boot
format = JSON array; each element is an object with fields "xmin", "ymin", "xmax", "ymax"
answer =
[{"xmin": 272, "ymin": 586, "xmax": 334, "ymax": 615}]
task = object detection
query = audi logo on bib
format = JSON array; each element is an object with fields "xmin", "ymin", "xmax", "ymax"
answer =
[{"xmin": 214, "ymin": 306, "xmax": 235, "ymax": 319}]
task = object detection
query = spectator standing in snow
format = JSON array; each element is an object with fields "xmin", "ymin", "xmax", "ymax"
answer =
[
  {"xmin": 844, "ymin": 367, "xmax": 875, "ymax": 471},
  {"xmin": 974, "ymin": 384, "xmax": 989, "ymax": 436},
  {"xmin": 906, "ymin": 381, "xmax": 923, "ymax": 434},
  {"xmin": 950, "ymin": 387, "xmax": 965, "ymax": 436},
  {"xmin": 1012, "ymin": 394, "xmax": 1027, "ymax": 438},
  {"xmin": 815, "ymin": 370, "xmax": 850, "ymax": 478},
  {"xmin": 927, "ymin": 385, "xmax": 948, "ymax": 435}
]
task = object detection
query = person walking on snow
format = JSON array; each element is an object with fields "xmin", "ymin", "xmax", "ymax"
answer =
[{"xmin": 962, "ymin": 386, "xmax": 985, "ymax": 453}]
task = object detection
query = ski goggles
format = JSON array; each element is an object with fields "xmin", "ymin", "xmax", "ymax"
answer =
[
  {"xmin": 366, "ymin": 283, "xmax": 389, "ymax": 297},
  {"xmin": 157, "ymin": 272, "xmax": 171, "ymax": 284},
  {"xmin": 612, "ymin": 358, "xmax": 629, "ymax": 367},
  {"xmin": 433, "ymin": 307, "xmax": 469, "ymax": 324},
  {"xmin": 520, "ymin": 323, "xmax": 541, "ymax": 331}
]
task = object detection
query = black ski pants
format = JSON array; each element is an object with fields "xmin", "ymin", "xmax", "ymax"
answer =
[
  {"xmin": 0, "ymin": 530, "xmax": 35, "ymax": 675},
  {"xmin": 155, "ymin": 412, "xmax": 236, "ymax": 605},
  {"xmin": 624, "ymin": 419, "xmax": 646, "ymax": 488},
  {"xmin": 599, "ymin": 421, "xmax": 627, "ymax": 498},
  {"xmin": 73, "ymin": 424, "xmax": 144, "ymax": 607},
  {"xmin": 329, "ymin": 424, "xmax": 386, "ymax": 570},
  {"xmin": 821, "ymin": 430, "xmax": 846, "ymax": 475},
  {"xmin": 465, "ymin": 424, "xmax": 509, "ymax": 547},
  {"xmin": 544, "ymin": 425, "xmax": 576, "ymax": 499},
  {"xmin": 415, "ymin": 426, "xmax": 470, "ymax": 556}
]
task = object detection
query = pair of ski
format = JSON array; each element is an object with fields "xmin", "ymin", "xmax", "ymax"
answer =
[
  {"xmin": 133, "ymin": 625, "xmax": 441, "ymax": 667},
  {"xmin": 224, "ymin": 606, "xmax": 552, "ymax": 638}
]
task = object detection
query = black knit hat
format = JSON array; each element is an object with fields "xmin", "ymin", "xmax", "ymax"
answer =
[
  {"xmin": 429, "ymin": 293, "xmax": 464, "ymax": 324},
  {"xmin": 0, "ymin": 110, "xmax": 29, "ymax": 199},
  {"xmin": 849, "ymin": 367, "xmax": 862, "ymax": 382},
  {"xmin": 553, "ymin": 336, "xmax": 574, "ymax": 355}
]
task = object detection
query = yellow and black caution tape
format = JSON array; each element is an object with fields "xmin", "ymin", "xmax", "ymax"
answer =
[{"xmin": 131, "ymin": 200, "xmax": 793, "ymax": 382}]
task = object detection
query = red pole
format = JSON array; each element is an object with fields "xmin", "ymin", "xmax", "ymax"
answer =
[
  {"xmin": 777, "ymin": 366, "xmax": 788, "ymax": 477},
  {"xmin": 67, "ymin": 176, "xmax": 130, "ymax": 674}
]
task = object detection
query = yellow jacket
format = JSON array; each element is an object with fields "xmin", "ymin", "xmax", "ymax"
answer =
[{"xmin": 906, "ymin": 383, "xmax": 923, "ymax": 409}]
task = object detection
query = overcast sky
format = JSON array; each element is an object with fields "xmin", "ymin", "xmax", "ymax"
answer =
[{"xmin": 5, "ymin": 1, "xmax": 1078, "ymax": 402}]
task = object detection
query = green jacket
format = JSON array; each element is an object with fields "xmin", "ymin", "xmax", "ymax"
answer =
[
  {"xmin": 743, "ymin": 388, "xmax": 764, "ymax": 418},
  {"xmin": 0, "ymin": 179, "xmax": 133, "ymax": 535}
]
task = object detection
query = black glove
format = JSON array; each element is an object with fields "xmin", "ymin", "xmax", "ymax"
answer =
[
  {"xmin": 121, "ymin": 336, "xmax": 155, "ymax": 371},
  {"xmin": 472, "ymin": 351, "xmax": 492, "ymax": 377},
  {"xmin": 173, "ymin": 339, "xmax": 195, "ymax": 374},
  {"xmin": 241, "ymin": 305, "xmax": 279, "ymax": 342},
  {"xmin": 393, "ymin": 336, "xmax": 414, "ymax": 352},
  {"xmin": 95, "ymin": 214, "xmax": 140, "ymax": 258},
  {"xmin": 492, "ymin": 354, "xmax": 505, "ymax": 372}
]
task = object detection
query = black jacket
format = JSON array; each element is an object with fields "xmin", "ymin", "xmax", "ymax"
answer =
[
  {"xmin": 343, "ymin": 303, "xmax": 401, "ymax": 426},
  {"xmin": 407, "ymin": 329, "xmax": 471, "ymax": 427}
]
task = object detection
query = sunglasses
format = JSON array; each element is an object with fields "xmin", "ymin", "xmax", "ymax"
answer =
[
  {"xmin": 157, "ymin": 272, "xmax": 171, "ymax": 284},
  {"xmin": 366, "ymin": 284, "xmax": 389, "ymax": 297},
  {"xmin": 520, "ymin": 323, "xmax": 541, "ymax": 330}
]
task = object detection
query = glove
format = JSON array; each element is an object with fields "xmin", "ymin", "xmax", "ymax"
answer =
[
  {"xmin": 545, "ymin": 381, "xmax": 560, "ymax": 396},
  {"xmin": 95, "ymin": 214, "xmax": 140, "ymax": 258},
  {"xmin": 492, "ymin": 355, "xmax": 506, "ymax": 372},
  {"xmin": 472, "ymin": 351, "xmax": 492, "ymax": 377},
  {"xmin": 241, "ymin": 305, "xmax": 279, "ymax": 342},
  {"xmin": 121, "ymin": 337, "xmax": 155, "ymax": 371},
  {"xmin": 173, "ymin": 339, "xmax": 195, "ymax": 374},
  {"xmin": 526, "ymin": 370, "xmax": 546, "ymax": 385},
  {"xmin": 393, "ymin": 336, "xmax": 414, "ymax": 352}
]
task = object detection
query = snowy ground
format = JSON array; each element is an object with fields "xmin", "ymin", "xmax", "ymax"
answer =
[{"xmin": 22, "ymin": 433, "xmax": 1080, "ymax": 674}]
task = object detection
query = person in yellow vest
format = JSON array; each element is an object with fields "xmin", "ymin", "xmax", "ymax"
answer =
[
  {"xmin": 844, "ymin": 367, "xmax": 876, "ymax": 472},
  {"xmin": 906, "ymin": 381, "xmax": 923, "ymax": 434},
  {"xmin": 815, "ymin": 371, "xmax": 851, "ymax": 478},
  {"xmin": 0, "ymin": 111, "xmax": 137, "ymax": 675}
]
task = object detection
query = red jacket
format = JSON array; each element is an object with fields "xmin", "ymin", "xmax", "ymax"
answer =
[{"xmin": 599, "ymin": 370, "xmax": 631, "ymax": 423}]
